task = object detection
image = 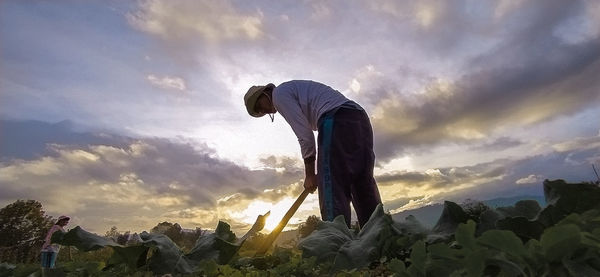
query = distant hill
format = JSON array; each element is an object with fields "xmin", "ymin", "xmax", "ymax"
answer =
[
  {"xmin": 391, "ymin": 195, "xmax": 546, "ymax": 228},
  {"xmin": 483, "ymin": 195, "xmax": 545, "ymax": 208},
  {"xmin": 391, "ymin": 204, "xmax": 444, "ymax": 229}
]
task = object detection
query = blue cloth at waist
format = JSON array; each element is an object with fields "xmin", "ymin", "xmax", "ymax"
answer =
[{"xmin": 318, "ymin": 101, "xmax": 363, "ymax": 127}]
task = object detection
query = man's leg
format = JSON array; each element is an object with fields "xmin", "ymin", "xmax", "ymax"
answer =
[
  {"xmin": 328, "ymin": 107, "xmax": 381, "ymax": 227},
  {"xmin": 349, "ymin": 110, "xmax": 381, "ymax": 227},
  {"xmin": 317, "ymin": 111, "xmax": 352, "ymax": 226}
]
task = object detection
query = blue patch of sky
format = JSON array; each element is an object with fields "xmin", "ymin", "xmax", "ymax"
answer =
[{"xmin": 0, "ymin": 1, "xmax": 172, "ymax": 124}]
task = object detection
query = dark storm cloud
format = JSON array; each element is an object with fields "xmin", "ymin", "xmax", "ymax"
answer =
[
  {"xmin": 470, "ymin": 137, "xmax": 524, "ymax": 152},
  {"xmin": 371, "ymin": 0, "xmax": 600, "ymax": 161},
  {"xmin": 0, "ymin": 119, "xmax": 130, "ymax": 161}
]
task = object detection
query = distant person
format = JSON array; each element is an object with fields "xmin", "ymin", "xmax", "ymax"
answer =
[
  {"xmin": 41, "ymin": 215, "xmax": 69, "ymax": 270},
  {"xmin": 244, "ymin": 80, "xmax": 382, "ymax": 227}
]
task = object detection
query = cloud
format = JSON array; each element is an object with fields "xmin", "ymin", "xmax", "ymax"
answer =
[
  {"xmin": 516, "ymin": 174, "xmax": 544, "ymax": 185},
  {"xmin": 0, "ymin": 120, "xmax": 303, "ymax": 233},
  {"xmin": 0, "ymin": 119, "xmax": 131, "ymax": 161},
  {"xmin": 127, "ymin": 0, "xmax": 263, "ymax": 43},
  {"xmin": 381, "ymin": 196, "xmax": 423, "ymax": 212},
  {"xmin": 303, "ymin": 0, "xmax": 598, "ymax": 162},
  {"xmin": 470, "ymin": 137, "xmax": 524, "ymax": 152},
  {"xmin": 371, "ymin": 29, "xmax": 600, "ymax": 161},
  {"xmin": 161, "ymin": 208, "xmax": 218, "ymax": 226},
  {"xmin": 308, "ymin": 2, "xmax": 332, "ymax": 21},
  {"xmin": 368, "ymin": 0, "xmax": 449, "ymax": 30},
  {"xmin": 216, "ymin": 180, "xmax": 304, "ymax": 207},
  {"xmin": 377, "ymin": 162, "xmax": 507, "ymax": 191},
  {"xmin": 146, "ymin": 74, "xmax": 187, "ymax": 91},
  {"xmin": 259, "ymin": 155, "xmax": 302, "ymax": 174},
  {"xmin": 552, "ymin": 136, "xmax": 600, "ymax": 152},
  {"xmin": 384, "ymin": 140, "xmax": 599, "ymax": 213}
]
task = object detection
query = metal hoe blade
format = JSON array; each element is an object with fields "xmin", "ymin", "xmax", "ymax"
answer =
[{"xmin": 255, "ymin": 189, "xmax": 310, "ymax": 256}]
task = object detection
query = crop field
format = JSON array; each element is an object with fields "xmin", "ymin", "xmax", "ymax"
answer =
[{"xmin": 1, "ymin": 179, "xmax": 600, "ymax": 277}]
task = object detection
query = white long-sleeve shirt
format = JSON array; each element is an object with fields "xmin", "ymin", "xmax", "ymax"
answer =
[{"xmin": 273, "ymin": 80, "xmax": 349, "ymax": 160}]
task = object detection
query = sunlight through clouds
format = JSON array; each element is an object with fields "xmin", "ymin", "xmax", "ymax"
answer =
[
  {"xmin": 415, "ymin": 2, "xmax": 437, "ymax": 28},
  {"xmin": 376, "ymin": 156, "xmax": 415, "ymax": 175},
  {"xmin": 389, "ymin": 196, "xmax": 434, "ymax": 214}
]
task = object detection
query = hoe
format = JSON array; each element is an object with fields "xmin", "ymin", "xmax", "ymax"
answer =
[{"xmin": 254, "ymin": 189, "xmax": 310, "ymax": 256}]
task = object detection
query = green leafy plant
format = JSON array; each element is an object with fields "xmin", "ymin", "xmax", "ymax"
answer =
[
  {"xmin": 50, "ymin": 212, "xmax": 269, "ymax": 274},
  {"xmin": 39, "ymin": 179, "xmax": 600, "ymax": 276},
  {"xmin": 299, "ymin": 204, "xmax": 422, "ymax": 272}
]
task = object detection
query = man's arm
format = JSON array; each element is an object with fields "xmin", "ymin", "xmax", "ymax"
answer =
[
  {"xmin": 273, "ymin": 85, "xmax": 317, "ymax": 160},
  {"xmin": 273, "ymin": 86, "xmax": 319, "ymax": 192},
  {"xmin": 304, "ymin": 156, "xmax": 317, "ymax": 193}
]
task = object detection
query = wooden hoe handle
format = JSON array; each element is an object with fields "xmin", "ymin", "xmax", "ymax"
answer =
[{"xmin": 255, "ymin": 189, "xmax": 310, "ymax": 256}]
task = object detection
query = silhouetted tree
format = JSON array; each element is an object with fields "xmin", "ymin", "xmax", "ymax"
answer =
[
  {"xmin": 117, "ymin": 231, "xmax": 131, "ymax": 245},
  {"xmin": 150, "ymin": 222, "xmax": 204, "ymax": 251},
  {"xmin": 461, "ymin": 199, "xmax": 491, "ymax": 222},
  {"xmin": 239, "ymin": 232, "xmax": 267, "ymax": 252},
  {"xmin": 298, "ymin": 215, "xmax": 321, "ymax": 238},
  {"xmin": 105, "ymin": 226, "xmax": 120, "ymax": 240},
  {"xmin": 0, "ymin": 200, "xmax": 54, "ymax": 247},
  {"xmin": 105, "ymin": 226, "xmax": 134, "ymax": 245}
]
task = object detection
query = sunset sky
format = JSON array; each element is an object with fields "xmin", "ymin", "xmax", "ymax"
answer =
[{"xmin": 1, "ymin": 0, "xmax": 599, "ymax": 235}]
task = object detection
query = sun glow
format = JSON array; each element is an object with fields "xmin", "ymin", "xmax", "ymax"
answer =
[{"xmin": 239, "ymin": 198, "xmax": 297, "ymax": 232}]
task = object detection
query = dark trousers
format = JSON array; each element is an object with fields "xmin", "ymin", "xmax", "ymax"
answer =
[
  {"xmin": 317, "ymin": 106, "xmax": 382, "ymax": 228},
  {"xmin": 41, "ymin": 251, "xmax": 57, "ymax": 268}
]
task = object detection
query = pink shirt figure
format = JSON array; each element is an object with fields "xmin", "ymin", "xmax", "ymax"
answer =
[{"xmin": 41, "ymin": 225, "xmax": 65, "ymax": 252}]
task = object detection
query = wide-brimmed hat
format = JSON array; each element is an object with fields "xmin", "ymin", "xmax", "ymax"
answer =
[
  {"xmin": 58, "ymin": 215, "xmax": 70, "ymax": 221},
  {"xmin": 244, "ymin": 83, "xmax": 275, "ymax": 117}
]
